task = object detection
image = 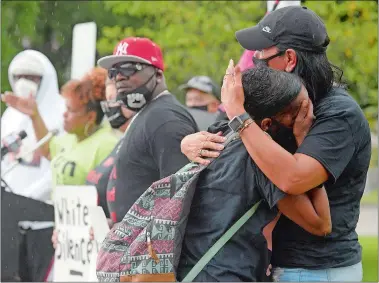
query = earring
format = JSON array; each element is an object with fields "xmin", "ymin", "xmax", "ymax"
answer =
[{"xmin": 84, "ymin": 122, "xmax": 92, "ymax": 137}]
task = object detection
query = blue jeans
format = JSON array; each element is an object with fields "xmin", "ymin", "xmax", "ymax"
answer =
[{"xmin": 272, "ymin": 262, "xmax": 363, "ymax": 282}]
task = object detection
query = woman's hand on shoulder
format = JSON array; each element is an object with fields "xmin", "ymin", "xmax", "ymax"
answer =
[{"xmin": 181, "ymin": 131, "xmax": 226, "ymax": 165}]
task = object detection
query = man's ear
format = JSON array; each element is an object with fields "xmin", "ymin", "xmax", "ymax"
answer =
[
  {"xmin": 260, "ymin": 118, "xmax": 272, "ymax": 131},
  {"xmin": 155, "ymin": 69, "xmax": 164, "ymax": 82},
  {"xmin": 284, "ymin": 48, "xmax": 297, "ymax": 73}
]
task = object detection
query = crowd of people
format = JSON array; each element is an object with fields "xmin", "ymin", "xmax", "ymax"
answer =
[{"xmin": 1, "ymin": 1, "xmax": 372, "ymax": 282}]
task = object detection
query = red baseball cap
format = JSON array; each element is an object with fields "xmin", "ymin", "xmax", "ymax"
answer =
[{"xmin": 97, "ymin": 37, "xmax": 165, "ymax": 71}]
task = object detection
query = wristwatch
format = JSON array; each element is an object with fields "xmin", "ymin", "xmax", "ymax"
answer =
[{"xmin": 228, "ymin": 112, "xmax": 252, "ymax": 133}]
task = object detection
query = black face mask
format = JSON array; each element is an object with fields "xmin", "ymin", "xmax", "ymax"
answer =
[
  {"xmin": 267, "ymin": 119, "xmax": 298, "ymax": 154},
  {"xmin": 116, "ymin": 71, "xmax": 158, "ymax": 112},
  {"xmin": 104, "ymin": 105, "xmax": 130, "ymax": 129},
  {"xmin": 189, "ymin": 105, "xmax": 208, "ymax": 112}
]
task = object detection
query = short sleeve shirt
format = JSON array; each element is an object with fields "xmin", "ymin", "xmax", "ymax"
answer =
[
  {"xmin": 106, "ymin": 94, "xmax": 198, "ymax": 223},
  {"xmin": 85, "ymin": 138, "xmax": 123, "ymax": 218},
  {"xmin": 272, "ymin": 87, "xmax": 372, "ymax": 269},
  {"xmin": 177, "ymin": 135, "xmax": 286, "ymax": 282},
  {"xmin": 50, "ymin": 124, "xmax": 119, "ymax": 197}
]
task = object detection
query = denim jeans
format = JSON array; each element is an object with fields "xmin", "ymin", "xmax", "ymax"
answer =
[{"xmin": 272, "ymin": 262, "xmax": 363, "ymax": 282}]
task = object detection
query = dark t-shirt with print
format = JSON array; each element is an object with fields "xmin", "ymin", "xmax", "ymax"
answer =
[
  {"xmin": 86, "ymin": 138, "xmax": 123, "ymax": 218},
  {"xmin": 272, "ymin": 87, "xmax": 371, "ymax": 269},
  {"xmin": 177, "ymin": 135, "xmax": 286, "ymax": 282},
  {"xmin": 107, "ymin": 94, "xmax": 198, "ymax": 223}
]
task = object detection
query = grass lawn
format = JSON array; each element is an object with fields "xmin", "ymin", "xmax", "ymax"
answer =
[
  {"xmin": 360, "ymin": 236, "xmax": 378, "ymax": 282},
  {"xmin": 361, "ymin": 190, "xmax": 378, "ymax": 205}
]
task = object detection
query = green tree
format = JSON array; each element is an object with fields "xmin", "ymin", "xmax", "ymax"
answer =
[
  {"xmin": 97, "ymin": 1, "xmax": 266, "ymax": 103},
  {"xmin": 97, "ymin": 1, "xmax": 378, "ymax": 131},
  {"xmin": 2, "ymin": 1, "xmax": 377, "ymax": 135},
  {"xmin": 304, "ymin": 0, "xmax": 378, "ymax": 131},
  {"xmin": 1, "ymin": 1, "xmax": 40, "ymax": 111},
  {"xmin": 1, "ymin": 1, "xmax": 118, "ymax": 97}
]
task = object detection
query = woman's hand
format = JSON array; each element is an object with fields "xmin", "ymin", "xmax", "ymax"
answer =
[
  {"xmin": 293, "ymin": 98, "xmax": 315, "ymax": 146},
  {"xmin": 181, "ymin": 131, "xmax": 226, "ymax": 165},
  {"xmin": 1, "ymin": 91, "xmax": 38, "ymax": 118},
  {"xmin": 221, "ymin": 59, "xmax": 246, "ymax": 120}
]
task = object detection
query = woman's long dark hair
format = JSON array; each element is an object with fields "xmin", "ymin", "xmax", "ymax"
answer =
[{"xmin": 278, "ymin": 45, "xmax": 344, "ymax": 104}]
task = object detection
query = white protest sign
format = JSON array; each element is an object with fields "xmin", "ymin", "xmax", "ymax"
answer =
[
  {"xmin": 87, "ymin": 206, "xmax": 110, "ymax": 282},
  {"xmin": 53, "ymin": 185, "xmax": 98, "ymax": 282},
  {"xmin": 71, "ymin": 22, "xmax": 97, "ymax": 80}
]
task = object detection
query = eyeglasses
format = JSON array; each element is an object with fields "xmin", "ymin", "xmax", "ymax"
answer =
[
  {"xmin": 253, "ymin": 50, "xmax": 285, "ymax": 64},
  {"xmin": 108, "ymin": 63, "xmax": 147, "ymax": 79}
]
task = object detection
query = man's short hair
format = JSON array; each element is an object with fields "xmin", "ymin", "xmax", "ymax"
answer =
[{"xmin": 242, "ymin": 66, "xmax": 302, "ymax": 120}]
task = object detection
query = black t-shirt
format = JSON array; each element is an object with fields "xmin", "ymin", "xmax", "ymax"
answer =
[
  {"xmin": 86, "ymin": 138, "xmax": 122, "ymax": 218},
  {"xmin": 272, "ymin": 87, "xmax": 371, "ymax": 269},
  {"xmin": 107, "ymin": 94, "xmax": 198, "ymax": 223},
  {"xmin": 177, "ymin": 136, "xmax": 286, "ymax": 282}
]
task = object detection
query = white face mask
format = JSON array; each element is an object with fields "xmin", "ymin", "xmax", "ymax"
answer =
[{"xmin": 13, "ymin": 78, "xmax": 38, "ymax": 98}]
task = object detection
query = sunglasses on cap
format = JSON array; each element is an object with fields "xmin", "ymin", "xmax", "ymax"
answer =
[{"xmin": 108, "ymin": 63, "xmax": 148, "ymax": 80}]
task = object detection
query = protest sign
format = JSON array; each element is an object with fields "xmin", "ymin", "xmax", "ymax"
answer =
[{"xmin": 53, "ymin": 185, "xmax": 97, "ymax": 281}]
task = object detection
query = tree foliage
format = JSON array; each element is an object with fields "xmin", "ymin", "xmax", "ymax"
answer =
[
  {"xmin": 97, "ymin": 1, "xmax": 266, "ymax": 103},
  {"xmin": 1, "ymin": 2, "xmax": 40, "ymax": 101},
  {"xmin": 1, "ymin": 1, "xmax": 378, "ymax": 134}
]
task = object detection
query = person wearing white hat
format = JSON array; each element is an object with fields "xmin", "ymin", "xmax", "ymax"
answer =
[
  {"xmin": 1, "ymin": 50, "xmax": 66, "ymax": 202},
  {"xmin": 1, "ymin": 50, "xmax": 66, "ymax": 281}
]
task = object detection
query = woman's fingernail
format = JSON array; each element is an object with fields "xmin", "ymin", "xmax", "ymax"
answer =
[{"xmin": 218, "ymin": 145, "xmax": 225, "ymax": 150}]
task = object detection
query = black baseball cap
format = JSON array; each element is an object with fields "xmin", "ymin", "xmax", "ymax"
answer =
[
  {"xmin": 235, "ymin": 6, "xmax": 329, "ymax": 53},
  {"xmin": 179, "ymin": 76, "xmax": 220, "ymax": 99}
]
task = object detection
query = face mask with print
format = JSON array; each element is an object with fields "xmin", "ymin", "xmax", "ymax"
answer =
[
  {"xmin": 104, "ymin": 104, "xmax": 130, "ymax": 129},
  {"xmin": 13, "ymin": 78, "xmax": 38, "ymax": 98},
  {"xmin": 117, "ymin": 71, "xmax": 158, "ymax": 112}
]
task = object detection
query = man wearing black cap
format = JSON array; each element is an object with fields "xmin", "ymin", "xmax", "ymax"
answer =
[
  {"xmin": 180, "ymin": 76, "xmax": 221, "ymax": 130},
  {"xmin": 181, "ymin": 6, "xmax": 370, "ymax": 282}
]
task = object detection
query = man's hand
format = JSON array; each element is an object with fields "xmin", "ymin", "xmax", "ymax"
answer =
[
  {"xmin": 181, "ymin": 131, "xmax": 226, "ymax": 165},
  {"xmin": 293, "ymin": 98, "xmax": 315, "ymax": 146}
]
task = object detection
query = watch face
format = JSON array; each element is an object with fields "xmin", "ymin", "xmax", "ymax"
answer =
[{"xmin": 228, "ymin": 116, "xmax": 243, "ymax": 132}]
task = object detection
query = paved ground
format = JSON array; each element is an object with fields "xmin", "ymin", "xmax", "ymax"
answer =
[{"xmin": 356, "ymin": 205, "xmax": 378, "ymax": 236}]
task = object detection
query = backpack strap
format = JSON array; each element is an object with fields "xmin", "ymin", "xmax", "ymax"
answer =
[{"xmin": 182, "ymin": 200, "xmax": 262, "ymax": 282}]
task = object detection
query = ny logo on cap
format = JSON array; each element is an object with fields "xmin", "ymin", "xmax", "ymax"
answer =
[
  {"xmin": 116, "ymin": 42, "xmax": 129, "ymax": 56},
  {"xmin": 262, "ymin": 26, "xmax": 271, "ymax": 33}
]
